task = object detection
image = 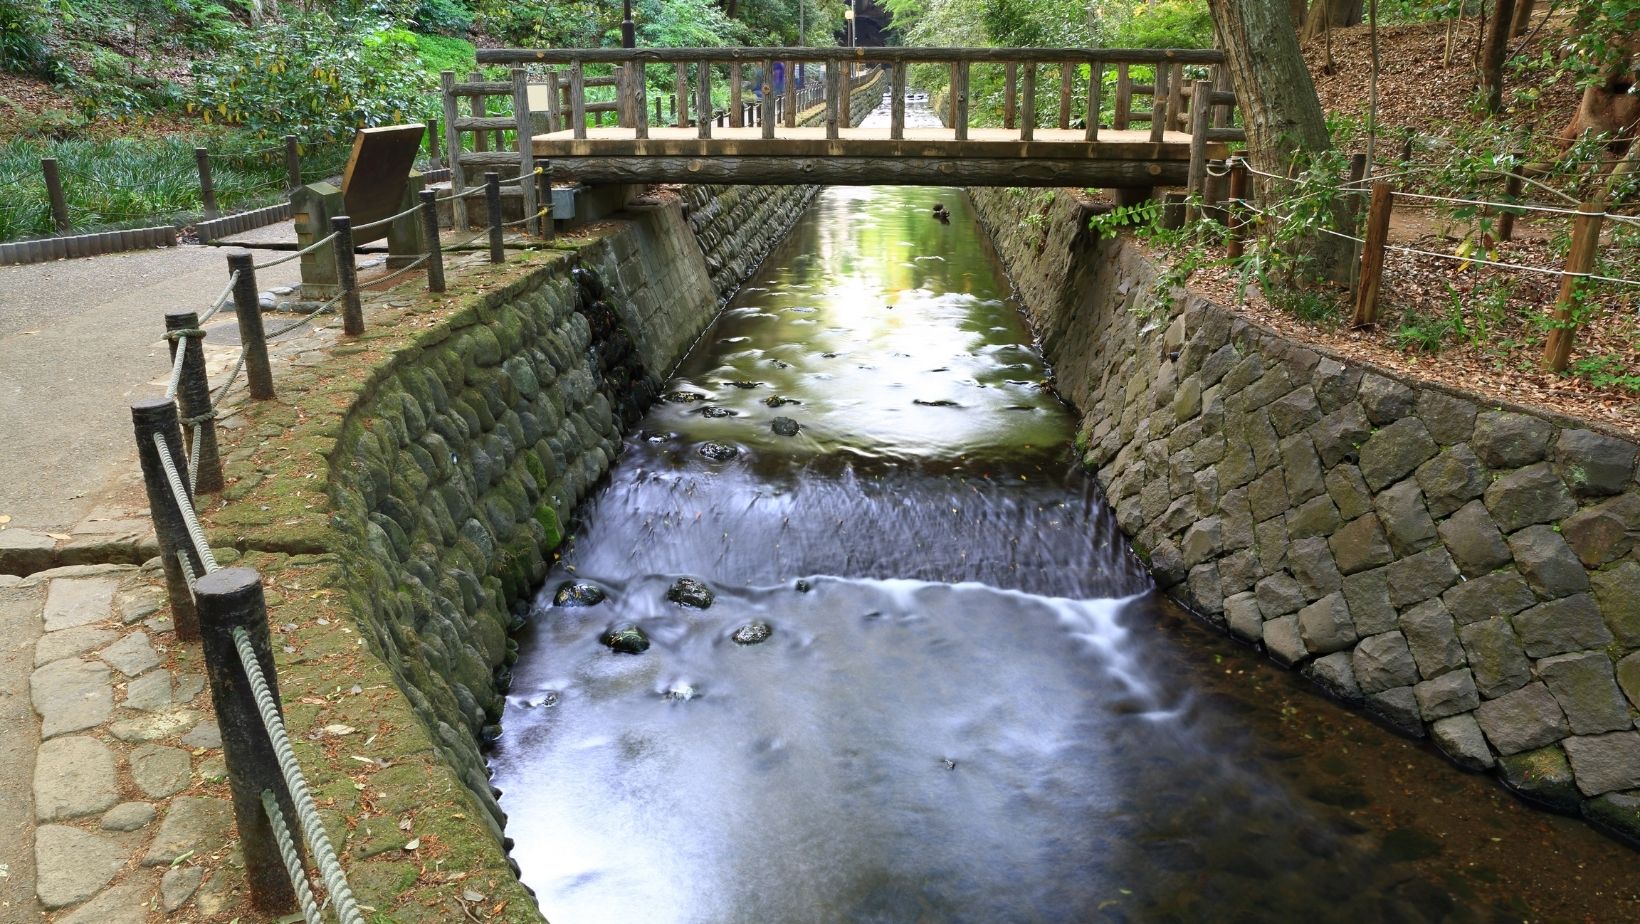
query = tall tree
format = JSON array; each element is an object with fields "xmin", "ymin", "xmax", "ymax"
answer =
[
  {"xmin": 1300, "ymin": 0, "xmax": 1363, "ymax": 44},
  {"xmin": 1207, "ymin": 0, "xmax": 1353, "ymax": 283},
  {"xmin": 1480, "ymin": 0, "xmax": 1518, "ymax": 114}
]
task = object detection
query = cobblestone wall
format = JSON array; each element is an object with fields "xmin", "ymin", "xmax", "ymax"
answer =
[
  {"xmin": 970, "ymin": 187, "xmax": 1640, "ymax": 844},
  {"xmin": 327, "ymin": 200, "xmax": 719, "ymax": 853}
]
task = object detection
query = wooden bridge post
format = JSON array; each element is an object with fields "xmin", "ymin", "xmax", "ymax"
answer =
[
  {"xmin": 1114, "ymin": 63, "xmax": 1131, "ymax": 131},
  {"xmin": 1149, "ymin": 64, "xmax": 1169, "ymax": 144},
  {"xmin": 1350, "ymin": 182, "xmax": 1395, "ymax": 329},
  {"xmin": 1004, "ymin": 62, "xmax": 1018, "ymax": 131},
  {"xmin": 696, "ymin": 60, "xmax": 712, "ymax": 140},
  {"xmin": 633, "ymin": 61, "xmax": 649, "ymax": 140},
  {"xmin": 761, "ymin": 60, "xmax": 776, "ymax": 141},
  {"xmin": 1020, "ymin": 62, "xmax": 1037, "ymax": 142},
  {"xmin": 1186, "ymin": 80, "xmax": 1212, "ymax": 222},
  {"xmin": 891, "ymin": 61, "xmax": 907, "ymax": 140},
  {"xmin": 826, "ymin": 63, "xmax": 841, "ymax": 140},
  {"xmin": 730, "ymin": 63, "xmax": 743, "ymax": 127},
  {"xmin": 570, "ymin": 62, "xmax": 588, "ymax": 139},
  {"xmin": 467, "ymin": 71, "xmax": 488, "ymax": 156},
  {"xmin": 785, "ymin": 61, "xmax": 799, "ymax": 128},
  {"xmin": 439, "ymin": 71, "xmax": 468, "ymax": 230},
  {"xmin": 545, "ymin": 71, "xmax": 562, "ymax": 133},
  {"xmin": 674, "ymin": 64, "xmax": 689, "ymax": 128},
  {"xmin": 1085, "ymin": 60, "xmax": 1103, "ymax": 142},
  {"xmin": 511, "ymin": 68, "xmax": 539, "ymax": 237},
  {"xmin": 952, "ymin": 61, "xmax": 970, "ymax": 141},
  {"xmin": 1167, "ymin": 62, "xmax": 1185, "ymax": 133},
  {"xmin": 1057, "ymin": 62, "xmax": 1073, "ymax": 130},
  {"xmin": 1543, "ymin": 201, "xmax": 1604, "ymax": 372}
]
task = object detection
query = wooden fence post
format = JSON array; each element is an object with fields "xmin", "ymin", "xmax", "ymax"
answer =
[
  {"xmin": 284, "ymin": 136, "xmax": 302, "ymax": 191},
  {"xmin": 195, "ymin": 148, "xmax": 219, "ymax": 221},
  {"xmin": 419, "ymin": 189, "xmax": 445, "ymax": 293},
  {"xmin": 1350, "ymin": 182, "xmax": 1394, "ymax": 328},
  {"xmin": 1227, "ymin": 157, "xmax": 1249, "ymax": 260},
  {"xmin": 227, "ymin": 253, "xmax": 274, "ymax": 401},
  {"xmin": 165, "ymin": 310, "xmax": 223, "ymax": 494},
  {"xmin": 1542, "ymin": 201, "xmax": 1605, "ymax": 372},
  {"xmin": 129, "ymin": 398, "xmax": 203, "ymax": 641},
  {"xmin": 484, "ymin": 172, "xmax": 504, "ymax": 264},
  {"xmin": 193, "ymin": 567, "xmax": 301, "ymax": 914},
  {"xmin": 41, "ymin": 158, "xmax": 70, "ymax": 233},
  {"xmin": 332, "ymin": 216, "xmax": 364, "ymax": 336},
  {"xmin": 1497, "ymin": 153, "xmax": 1526, "ymax": 242}
]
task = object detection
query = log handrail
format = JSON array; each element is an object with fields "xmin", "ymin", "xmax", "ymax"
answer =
[{"xmin": 479, "ymin": 46, "xmax": 1226, "ymax": 66}]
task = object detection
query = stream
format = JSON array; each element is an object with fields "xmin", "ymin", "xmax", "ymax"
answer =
[{"xmin": 491, "ymin": 107, "xmax": 1636, "ymax": 924}]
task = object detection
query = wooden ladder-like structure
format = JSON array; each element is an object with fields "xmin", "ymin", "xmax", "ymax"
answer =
[{"xmin": 438, "ymin": 68, "xmax": 540, "ymax": 232}]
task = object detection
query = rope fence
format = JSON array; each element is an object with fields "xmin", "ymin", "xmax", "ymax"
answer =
[
  {"xmin": 1210, "ymin": 154, "xmax": 1639, "ymax": 373},
  {"xmin": 118, "ymin": 141, "xmax": 561, "ymax": 919},
  {"xmin": 5, "ymin": 131, "xmax": 433, "ymax": 247}
]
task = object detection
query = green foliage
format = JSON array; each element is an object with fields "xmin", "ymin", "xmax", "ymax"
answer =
[
  {"xmin": 1568, "ymin": 355, "xmax": 1640, "ymax": 394},
  {"xmin": 413, "ymin": 0, "xmax": 473, "ymax": 37},
  {"xmin": 0, "ymin": 132, "xmax": 341, "ymax": 241},
  {"xmin": 1100, "ymin": 0, "xmax": 1214, "ymax": 48},
  {"xmin": 0, "ymin": 0, "xmax": 52, "ymax": 77},
  {"xmin": 188, "ymin": 9, "xmax": 435, "ymax": 140}
]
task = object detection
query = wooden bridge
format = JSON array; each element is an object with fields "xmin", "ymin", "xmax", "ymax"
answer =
[{"xmin": 439, "ymin": 46, "xmax": 1244, "ymax": 226}]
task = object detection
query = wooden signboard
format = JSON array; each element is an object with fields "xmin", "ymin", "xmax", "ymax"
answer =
[{"xmin": 341, "ymin": 124, "xmax": 427, "ymax": 233}]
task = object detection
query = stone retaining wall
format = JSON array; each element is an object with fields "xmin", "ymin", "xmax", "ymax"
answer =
[
  {"xmin": 203, "ymin": 170, "xmax": 842, "ymax": 917},
  {"xmin": 970, "ymin": 187, "xmax": 1640, "ymax": 844}
]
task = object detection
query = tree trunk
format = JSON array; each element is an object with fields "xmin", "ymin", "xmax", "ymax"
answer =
[
  {"xmin": 1509, "ymin": 0, "xmax": 1536, "ymax": 37},
  {"xmin": 1301, "ymin": 0, "xmax": 1363, "ymax": 43},
  {"xmin": 1208, "ymin": 0, "xmax": 1354, "ymax": 284},
  {"xmin": 1481, "ymin": 0, "xmax": 1518, "ymax": 113},
  {"xmin": 1289, "ymin": 0, "xmax": 1307, "ymax": 32}
]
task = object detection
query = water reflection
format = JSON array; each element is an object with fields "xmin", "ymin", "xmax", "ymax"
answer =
[{"xmin": 493, "ymin": 134, "xmax": 1637, "ymax": 923}]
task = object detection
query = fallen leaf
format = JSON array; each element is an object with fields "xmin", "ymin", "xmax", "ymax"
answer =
[
  {"xmin": 403, "ymin": 838, "xmax": 420, "ymax": 851},
  {"xmin": 462, "ymin": 889, "xmax": 486, "ymax": 903}
]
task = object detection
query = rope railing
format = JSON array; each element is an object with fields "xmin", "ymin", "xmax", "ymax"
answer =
[
  {"xmin": 117, "ymin": 136, "xmax": 560, "ymax": 917},
  {"xmin": 134, "ymin": 419, "xmax": 363, "ymax": 922},
  {"xmin": 1207, "ymin": 154, "xmax": 1637, "ymax": 373},
  {"xmin": 6, "ymin": 134, "xmax": 383, "ymax": 248}
]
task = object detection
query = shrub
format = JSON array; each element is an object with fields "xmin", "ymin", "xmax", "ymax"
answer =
[
  {"xmin": 413, "ymin": 0, "xmax": 473, "ymax": 37},
  {"xmin": 189, "ymin": 9, "xmax": 434, "ymax": 141},
  {"xmin": 0, "ymin": 0, "xmax": 52, "ymax": 77}
]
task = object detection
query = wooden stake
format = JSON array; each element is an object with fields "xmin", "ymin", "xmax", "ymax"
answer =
[
  {"xmin": 1542, "ymin": 201, "xmax": 1604, "ymax": 372},
  {"xmin": 1227, "ymin": 158, "xmax": 1249, "ymax": 259},
  {"xmin": 1350, "ymin": 182, "xmax": 1394, "ymax": 328},
  {"xmin": 1497, "ymin": 154, "xmax": 1525, "ymax": 242}
]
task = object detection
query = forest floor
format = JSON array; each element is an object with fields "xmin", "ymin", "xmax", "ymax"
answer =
[{"xmin": 1186, "ymin": 15, "xmax": 1639, "ymax": 437}]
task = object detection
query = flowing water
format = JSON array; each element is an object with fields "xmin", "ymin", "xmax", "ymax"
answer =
[{"xmin": 493, "ymin": 121, "xmax": 1637, "ymax": 923}]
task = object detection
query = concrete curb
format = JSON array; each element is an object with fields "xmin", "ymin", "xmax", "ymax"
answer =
[{"xmin": 0, "ymin": 226, "xmax": 178, "ymax": 267}]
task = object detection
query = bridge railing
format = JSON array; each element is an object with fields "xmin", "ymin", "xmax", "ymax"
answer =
[{"xmin": 478, "ymin": 46, "xmax": 1238, "ymax": 144}]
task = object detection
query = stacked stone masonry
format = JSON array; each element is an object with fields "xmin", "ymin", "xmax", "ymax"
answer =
[{"xmin": 970, "ymin": 187, "xmax": 1640, "ymax": 844}]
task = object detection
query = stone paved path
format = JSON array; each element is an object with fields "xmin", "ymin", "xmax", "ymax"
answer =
[
  {"xmin": 0, "ymin": 233, "xmax": 494, "ymax": 921},
  {"xmin": 4, "ymin": 562, "xmax": 249, "ymax": 922}
]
